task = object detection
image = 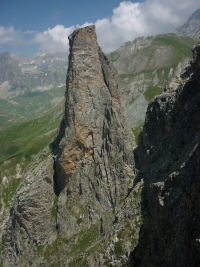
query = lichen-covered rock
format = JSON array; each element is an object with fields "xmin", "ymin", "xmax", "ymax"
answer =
[{"xmin": 132, "ymin": 42, "xmax": 200, "ymax": 266}]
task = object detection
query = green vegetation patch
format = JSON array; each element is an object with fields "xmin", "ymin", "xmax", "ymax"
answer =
[
  {"xmin": 77, "ymin": 217, "xmax": 83, "ymax": 225},
  {"xmin": 68, "ymin": 258, "xmax": 86, "ymax": 267},
  {"xmin": 51, "ymin": 196, "xmax": 59, "ymax": 218},
  {"xmin": 37, "ymin": 245, "xmax": 44, "ymax": 255},
  {"xmin": 37, "ymin": 224, "xmax": 100, "ymax": 266},
  {"xmin": 143, "ymin": 85, "xmax": 163, "ymax": 102},
  {"xmin": 132, "ymin": 121, "xmax": 144, "ymax": 145},
  {"xmin": 0, "ymin": 100, "xmax": 63, "ymax": 165},
  {"xmin": 108, "ymin": 51, "xmax": 120, "ymax": 62},
  {"xmin": 155, "ymin": 34, "xmax": 196, "ymax": 59},
  {"xmin": 1, "ymin": 178, "xmax": 21, "ymax": 208},
  {"xmin": 0, "ymin": 101, "xmax": 63, "ymax": 215},
  {"xmin": 114, "ymin": 241, "xmax": 123, "ymax": 259},
  {"xmin": 0, "ymin": 85, "xmax": 65, "ymax": 130},
  {"xmin": 69, "ymin": 224, "xmax": 99, "ymax": 256}
]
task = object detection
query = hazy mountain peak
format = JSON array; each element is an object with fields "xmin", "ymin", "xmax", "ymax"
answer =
[
  {"xmin": 174, "ymin": 8, "xmax": 200, "ymax": 38},
  {"xmin": 190, "ymin": 8, "xmax": 200, "ymax": 20},
  {"xmin": 0, "ymin": 51, "xmax": 12, "ymax": 64},
  {"xmin": 0, "ymin": 51, "xmax": 23, "ymax": 85}
]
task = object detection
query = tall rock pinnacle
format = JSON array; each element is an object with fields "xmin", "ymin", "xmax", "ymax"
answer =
[
  {"xmin": 52, "ymin": 25, "xmax": 135, "ymax": 236},
  {"xmin": 1, "ymin": 25, "xmax": 137, "ymax": 266}
]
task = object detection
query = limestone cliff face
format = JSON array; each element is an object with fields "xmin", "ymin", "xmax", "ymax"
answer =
[
  {"xmin": 132, "ymin": 42, "xmax": 200, "ymax": 266},
  {"xmin": 1, "ymin": 26, "xmax": 138, "ymax": 267}
]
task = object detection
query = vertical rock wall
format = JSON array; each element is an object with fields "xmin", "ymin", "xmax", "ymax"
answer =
[{"xmin": 132, "ymin": 42, "xmax": 200, "ymax": 266}]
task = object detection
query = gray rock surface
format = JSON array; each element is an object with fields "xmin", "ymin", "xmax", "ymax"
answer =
[
  {"xmin": 131, "ymin": 42, "xmax": 200, "ymax": 266},
  {"xmin": 126, "ymin": 94, "xmax": 148, "ymax": 128},
  {"xmin": 1, "ymin": 25, "xmax": 140, "ymax": 267},
  {"xmin": 52, "ymin": 24, "xmax": 136, "ymax": 245}
]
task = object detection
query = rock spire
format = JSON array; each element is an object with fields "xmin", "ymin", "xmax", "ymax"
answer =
[
  {"xmin": 1, "ymin": 25, "xmax": 137, "ymax": 266},
  {"xmin": 52, "ymin": 24, "xmax": 135, "ymax": 237}
]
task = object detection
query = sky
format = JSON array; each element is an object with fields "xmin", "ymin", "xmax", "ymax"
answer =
[{"xmin": 0, "ymin": 0, "xmax": 199, "ymax": 56}]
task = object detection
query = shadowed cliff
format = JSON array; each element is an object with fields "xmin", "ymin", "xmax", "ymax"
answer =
[{"xmin": 131, "ymin": 42, "xmax": 200, "ymax": 266}]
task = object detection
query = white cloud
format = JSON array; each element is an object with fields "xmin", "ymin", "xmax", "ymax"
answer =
[
  {"xmin": 44, "ymin": 25, "xmax": 74, "ymax": 46},
  {"xmin": 96, "ymin": 2, "xmax": 147, "ymax": 53},
  {"xmin": 33, "ymin": 25, "xmax": 75, "ymax": 53},
  {"xmin": 34, "ymin": 0, "xmax": 199, "ymax": 54},
  {"xmin": 32, "ymin": 23, "xmax": 94, "ymax": 53},
  {"xmin": 95, "ymin": 0, "xmax": 200, "ymax": 53},
  {"xmin": 1, "ymin": 0, "xmax": 200, "ymax": 54},
  {"xmin": 0, "ymin": 26, "xmax": 20, "ymax": 44}
]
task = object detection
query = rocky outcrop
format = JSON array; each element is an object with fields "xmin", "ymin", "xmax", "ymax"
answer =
[
  {"xmin": 131, "ymin": 42, "xmax": 200, "ymax": 266},
  {"xmin": 1, "ymin": 25, "xmax": 138, "ymax": 267}
]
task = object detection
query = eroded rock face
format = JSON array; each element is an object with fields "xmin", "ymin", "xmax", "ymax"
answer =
[
  {"xmin": 1, "ymin": 26, "xmax": 137, "ymax": 267},
  {"xmin": 1, "ymin": 149, "xmax": 56, "ymax": 267},
  {"xmin": 132, "ymin": 42, "xmax": 200, "ymax": 266},
  {"xmin": 52, "ymin": 25, "xmax": 135, "ymax": 237}
]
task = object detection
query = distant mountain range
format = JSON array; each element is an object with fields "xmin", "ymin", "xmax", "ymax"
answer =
[
  {"xmin": 0, "ymin": 51, "xmax": 68, "ymax": 129},
  {"xmin": 0, "ymin": 9, "xmax": 199, "ymax": 131},
  {"xmin": 0, "ymin": 51, "xmax": 68, "ymax": 96}
]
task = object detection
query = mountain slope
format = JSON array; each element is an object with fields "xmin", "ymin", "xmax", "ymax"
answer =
[
  {"xmin": 0, "ymin": 51, "xmax": 67, "ymax": 130},
  {"xmin": 108, "ymin": 33, "xmax": 196, "ymax": 130},
  {"xmin": 0, "ymin": 100, "xmax": 64, "ymax": 246},
  {"xmin": 174, "ymin": 8, "xmax": 200, "ymax": 38}
]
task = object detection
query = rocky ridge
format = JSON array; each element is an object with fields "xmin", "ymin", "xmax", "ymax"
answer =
[
  {"xmin": 0, "ymin": 25, "xmax": 142, "ymax": 267},
  {"xmin": 131, "ymin": 41, "xmax": 200, "ymax": 266}
]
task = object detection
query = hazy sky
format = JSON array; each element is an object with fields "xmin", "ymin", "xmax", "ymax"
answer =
[{"xmin": 0, "ymin": 0, "xmax": 199, "ymax": 55}]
